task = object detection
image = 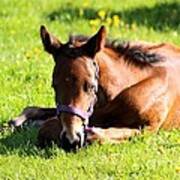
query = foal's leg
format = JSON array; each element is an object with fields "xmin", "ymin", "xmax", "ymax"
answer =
[
  {"xmin": 87, "ymin": 68, "xmax": 172, "ymax": 144},
  {"xmin": 86, "ymin": 127, "xmax": 140, "ymax": 144},
  {"xmin": 94, "ymin": 67, "xmax": 172, "ymax": 132},
  {"xmin": 37, "ymin": 121, "xmax": 140, "ymax": 147},
  {"xmin": 9, "ymin": 106, "xmax": 56, "ymax": 127}
]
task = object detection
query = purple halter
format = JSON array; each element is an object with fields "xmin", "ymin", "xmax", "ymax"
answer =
[
  {"xmin": 57, "ymin": 103, "xmax": 94, "ymax": 121},
  {"xmin": 56, "ymin": 61, "xmax": 99, "ymax": 121}
]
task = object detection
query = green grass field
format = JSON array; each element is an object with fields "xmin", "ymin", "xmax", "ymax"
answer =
[{"xmin": 0, "ymin": 0, "xmax": 180, "ymax": 179}]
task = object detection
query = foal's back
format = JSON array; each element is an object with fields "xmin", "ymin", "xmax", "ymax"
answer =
[{"xmin": 137, "ymin": 42, "xmax": 180, "ymax": 129}]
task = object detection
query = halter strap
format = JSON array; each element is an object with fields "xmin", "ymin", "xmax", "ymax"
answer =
[{"xmin": 56, "ymin": 104, "xmax": 93, "ymax": 120}]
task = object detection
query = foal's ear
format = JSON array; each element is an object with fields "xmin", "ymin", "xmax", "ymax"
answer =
[
  {"xmin": 40, "ymin": 25, "xmax": 61, "ymax": 54},
  {"xmin": 83, "ymin": 26, "xmax": 106, "ymax": 57}
]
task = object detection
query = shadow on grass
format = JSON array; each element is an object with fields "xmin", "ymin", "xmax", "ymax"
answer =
[
  {"xmin": 0, "ymin": 127, "xmax": 60, "ymax": 158},
  {"xmin": 46, "ymin": 1, "xmax": 180, "ymax": 31}
]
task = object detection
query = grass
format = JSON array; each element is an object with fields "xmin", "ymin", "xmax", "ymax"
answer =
[{"xmin": 0, "ymin": 0, "xmax": 180, "ymax": 179}]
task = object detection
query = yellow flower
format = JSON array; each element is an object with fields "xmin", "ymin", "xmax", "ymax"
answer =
[
  {"xmin": 25, "ymin": 52, "xmax": 31, "ymax": 59},
  {"xmin": 83, "ymin": 0, "xmax": 89, "ymax": 7},
  {"xmin": 176, "ymin": 167, "xmax": 180, "ymax": 173},
  {"xmin": 112, "ymin": 15, "xmax": 120, "ymax": 27},
  {"xmin": 34, "ymin": 47, "xmax": 41, "ymax": 55},
  {"xmin": 89, "ymin": 19, "xmax": 100, "ymax": 26},
  {"xmin": 98, "ymin": 10, "xmax": 106, "ymax": 20}
]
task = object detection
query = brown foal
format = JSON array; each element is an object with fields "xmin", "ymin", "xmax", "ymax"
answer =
[{"xmin": 10, "ymin": 26, "xmax": 180, "ymax": 151}]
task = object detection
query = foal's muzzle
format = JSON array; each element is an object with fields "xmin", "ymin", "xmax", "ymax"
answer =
[
  {"xmin": 57, "ymin": 104, "xmax": 92, "ymax": 151},
  {"xmin": 60, "ymin": 129, "xmax": 87, "ymax": 152}
]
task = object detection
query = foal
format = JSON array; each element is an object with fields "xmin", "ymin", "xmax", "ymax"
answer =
[{"xmin": 10, "ymin": 26, "xmax": 180, "ymax": 151}]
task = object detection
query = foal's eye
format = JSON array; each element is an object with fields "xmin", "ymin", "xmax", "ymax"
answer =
[
  {"xmin": 64, "ymin": 76, "xmax": 77, "ymax": 85},
  {"xmin": 83, "ymin": 81, "xmax": 95, "ymax": 93}
]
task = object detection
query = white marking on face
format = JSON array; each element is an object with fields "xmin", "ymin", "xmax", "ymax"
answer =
[{"xmin": 60, "ymin": 121, "xmax": 84, "ymax": 145}]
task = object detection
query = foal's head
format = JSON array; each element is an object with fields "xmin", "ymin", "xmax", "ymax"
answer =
[{"xmin": 40, "ymin": 25, "xmax": 106, "ymax": 151}]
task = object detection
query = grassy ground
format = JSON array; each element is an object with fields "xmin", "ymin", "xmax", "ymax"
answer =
[{"xmin": 0, "ymin": 0, "xmax": 180, "ymax": 179}]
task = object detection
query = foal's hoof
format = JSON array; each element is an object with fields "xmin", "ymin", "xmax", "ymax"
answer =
[{"xmin": 8, "ymin": 119, "xmax": 24, "ymax": 128}]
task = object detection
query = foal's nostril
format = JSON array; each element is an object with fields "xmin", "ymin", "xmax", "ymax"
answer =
[
  {"xmin": 60, "ymin": 132, "xmax": 84, "ymax": 151},
  {"xmin": 61, "ymin": 132, "xmax": 66, "ymax": 143},
  {"xmin": 76, "ymin": 132, "xmax": 81, "ymax": 144},
  {"xmin": 60, "ymin": 132, "xmax": 72, "ymax": 151}
]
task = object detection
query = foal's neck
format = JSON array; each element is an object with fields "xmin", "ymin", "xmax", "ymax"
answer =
[{"xmin": 95, "ymin": 48, "xmax": 153, "ymax": 102}]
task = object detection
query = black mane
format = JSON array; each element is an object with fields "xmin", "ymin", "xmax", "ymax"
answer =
[
  {"xmin": 108, "ymin": 41, "xmax": 163, "ymax": 67},
  {"xmin": 67, "ymin": 35, "xmax": 163, "ymax": 67}
]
